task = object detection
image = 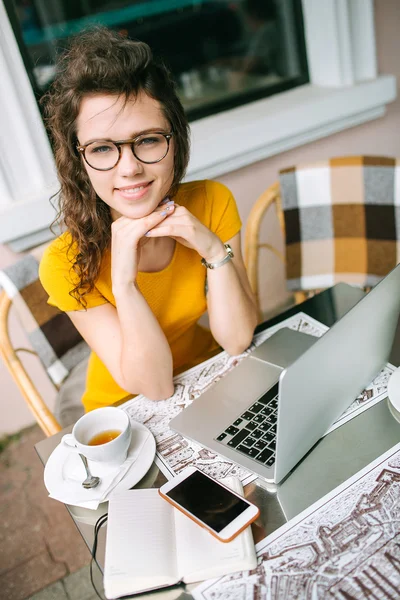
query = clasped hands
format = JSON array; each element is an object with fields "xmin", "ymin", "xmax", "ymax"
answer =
[{"xmin": 111, "ymin": 198, "xmax": 226, "ymax": 288}]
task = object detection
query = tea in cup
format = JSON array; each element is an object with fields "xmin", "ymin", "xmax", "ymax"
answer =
[
  {"xmin": 88, "ymin": 430, "xmax": 122, "ymax": 446},
  {"xmin": 62, "ymin": 407, "xmax": 132, "ymax": 466}
]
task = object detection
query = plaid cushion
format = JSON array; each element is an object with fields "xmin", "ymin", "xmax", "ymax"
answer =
[
  {"xmin": 279, "ymin": 156, "xmax": 400, "ymax": 291},
  {"xmin": 0, "ymin": 255, "xmax": 90, "ymax": 386}
]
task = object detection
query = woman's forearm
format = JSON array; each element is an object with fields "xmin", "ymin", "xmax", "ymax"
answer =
[
  {"xmin": 206, "ymin": 261, "xmax": 258, "ymax": 356},
  {"xmin": 114, "ymin": 283, "xmax": 174, "ymax": 399}
]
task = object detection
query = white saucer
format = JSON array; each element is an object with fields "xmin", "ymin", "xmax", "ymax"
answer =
[
  {"xmin": 387, "ymin": 365, "xmax": 400, "ymax": 413},
  {"xmin": 44, "ymin": 420, "xmax": 156, "ymax": 507}
]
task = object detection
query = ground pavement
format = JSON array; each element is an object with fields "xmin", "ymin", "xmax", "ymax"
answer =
[{"xmin": 0, "ymin": 424, "xmax": 98, "ymax": 600}]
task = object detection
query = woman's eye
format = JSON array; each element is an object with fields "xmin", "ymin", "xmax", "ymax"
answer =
[
  {"xmin": 137, "ymin": 136, "xmax": 160, "ymax": 147},
  {"xmin": 89, "ymin": 144, "xmax": 114, "ymax": 154},
  {"xmin": 93, "ymin": 146, "xmax": 111, "ymax": 154}
]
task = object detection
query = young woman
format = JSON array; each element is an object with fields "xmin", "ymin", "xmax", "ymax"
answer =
[{"xmin": 39, "ymin": 27, "xmax": 258, "ymax": 413}]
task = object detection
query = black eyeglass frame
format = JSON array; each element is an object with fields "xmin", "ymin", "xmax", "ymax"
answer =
[{"xmin": 76, "ymin": 132, "xmax": 173, "ymax": 171}]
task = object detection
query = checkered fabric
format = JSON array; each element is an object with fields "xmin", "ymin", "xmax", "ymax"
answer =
[
  {"xmin": 0, "ymin": 255, "xmax": 90, "ymax": 386},
  {"xmin": 279, "ymin": 156, "xmax": 400, "ymax": 291}
]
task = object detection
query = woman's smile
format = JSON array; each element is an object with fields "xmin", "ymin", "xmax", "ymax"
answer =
[{"xmin": 115, "ymin": 181, "xmax": 154, "ymax": 201}]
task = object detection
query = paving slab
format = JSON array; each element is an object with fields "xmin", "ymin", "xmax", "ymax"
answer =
[
  {"xmin": 27, "ymin": 581, "xmax": 68, "ymax": 600},
  {"xmin": 45, "ymin": 521, "xmax": 91, "ymax": 574},
  {"xmin": 63, "ymin": 566, "xmax": 100, "ymax": 600},
  {"xmin": 0, "ymin": 525, "xmax": 47, "ymax": 576},
  {"xmin": 0, "ymin": 425, "xmax": 91, "ymax": 599},
  {"xmin": 0, "ymin": 552, "xmax": 67, "ymax": 600},
  {"xmin": 0, "ymin": 474, "xmax": 33, "ymax": 532}
]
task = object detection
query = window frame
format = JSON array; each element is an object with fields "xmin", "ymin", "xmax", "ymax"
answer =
[{"xmin": 0, "ymin": 0, "xmax": 396, "ymax": 245}]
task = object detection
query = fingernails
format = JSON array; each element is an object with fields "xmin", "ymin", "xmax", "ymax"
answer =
[
  {"xmin": 145, "ymin": 231, "xmax": 151, "ymax": 236},
  {"xmin": 159, "ymin": 197, "xmax": 171, "ymax": 206},
  {"xmin": 161, "ymin": 206, "xmax": 174, "ymax": 216}
]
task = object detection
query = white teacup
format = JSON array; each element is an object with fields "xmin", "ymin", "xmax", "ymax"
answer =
[{"xmin": 62, "ymin": 407, "xmax": 132, "ymax": 466}]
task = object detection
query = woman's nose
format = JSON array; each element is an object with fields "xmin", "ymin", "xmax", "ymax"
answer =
[{"xmin": 117, "ymin": 144, "xmax": 143, "ymax": 176}]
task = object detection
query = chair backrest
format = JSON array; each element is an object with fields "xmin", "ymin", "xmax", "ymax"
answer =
[
  {"xmin": 280, "ymin": 155, "xmax": 399, "ymax": 291},
  {"xmin": 0, "ymin": 254, "xmax": 90, "ymax": 436},
  {"xmin": 244, "ymin": 181, "xmax": 287, "ymax": 318},
  {"xmin": 245, "ymin": 155, "xmax": 399, "ymax": 315}
]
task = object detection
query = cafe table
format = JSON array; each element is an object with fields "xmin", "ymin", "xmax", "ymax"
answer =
[{"xmin": 35, "ymin": 283, "xmax": 400, "ymax": 598}]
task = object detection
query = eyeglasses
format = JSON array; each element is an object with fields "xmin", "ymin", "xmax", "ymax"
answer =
[{"xmin": 76, "ymin": 132, "xmax": 173, "ymax": 171}]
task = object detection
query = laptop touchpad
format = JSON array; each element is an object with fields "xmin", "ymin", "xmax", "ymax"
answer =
[{"xmin": 251, "ymin": 327, "xmax": 318, "ymax": 369}]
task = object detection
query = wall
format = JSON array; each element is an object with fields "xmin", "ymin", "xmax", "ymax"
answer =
[{"xmin": 0, "ymin": 0, "xmax": 399, "ymax": 435}]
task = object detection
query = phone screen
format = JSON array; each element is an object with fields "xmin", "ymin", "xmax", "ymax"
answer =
[{"xmin": 166, "ymin": 470, "xmax": 249, "ymax": 533}]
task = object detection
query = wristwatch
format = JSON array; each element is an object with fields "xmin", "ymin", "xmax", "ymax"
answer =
[{"xmin": 201, "ymin": 243, "xmax": 234, "ymax": 269}]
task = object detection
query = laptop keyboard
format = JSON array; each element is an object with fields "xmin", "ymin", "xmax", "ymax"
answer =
[{"xmin": 215, "ymin": 383, "xmax": 279, "ymax": 469}]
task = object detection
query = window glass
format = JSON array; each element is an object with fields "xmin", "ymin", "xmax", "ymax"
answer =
[{"xmin": 6, "ymin": 0, "xmax": 309, "ymax": 120}]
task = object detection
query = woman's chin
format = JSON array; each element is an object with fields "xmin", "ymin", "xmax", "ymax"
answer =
[{"xmin": 111, "ymin": 205, "xmax": 153, "ymax": 221}]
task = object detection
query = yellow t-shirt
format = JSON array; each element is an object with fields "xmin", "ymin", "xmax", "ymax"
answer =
[{"xmin": 39, "ymin": 180, "xmax": 242, "ymax": 411}]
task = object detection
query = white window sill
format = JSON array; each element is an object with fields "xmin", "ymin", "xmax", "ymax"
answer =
[{"xmin": 187, "ymin": 75, "xmax": 397, "ymax": 181}]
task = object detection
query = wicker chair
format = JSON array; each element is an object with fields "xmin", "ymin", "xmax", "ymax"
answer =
[
  {"xmin": 0, "ymin": 289, "xmax": 61, "ymax": 436},
  {"xmin": 244, "ymin": 181, "xmax": 308, "ymax": 320},
  {"xmin": 0, "ymin": 254, "xmax": 89, "ymax": 437},
  {"xmin": 244, "ymin": 156, "xmax": 399, "ymax": 317}
]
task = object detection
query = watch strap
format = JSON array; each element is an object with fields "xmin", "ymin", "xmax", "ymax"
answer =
[{"xmin": 201, "ymin": 243, "xmax": 234, "ymax": 269}]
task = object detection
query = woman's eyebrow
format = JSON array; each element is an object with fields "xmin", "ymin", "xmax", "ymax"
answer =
[{"xmin": 82, "ymin": 128, "xmax": 169, "ymax": 145}]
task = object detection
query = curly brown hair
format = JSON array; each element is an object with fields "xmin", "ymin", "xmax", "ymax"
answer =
[{"xmin": 42, "ymin": 26, "xmax": 190, "ymax": 307}]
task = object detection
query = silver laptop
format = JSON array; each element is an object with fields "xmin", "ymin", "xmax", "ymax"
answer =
[{"xmin": 170, "ymin": 264, "xmax": 400, "ymax": 484}]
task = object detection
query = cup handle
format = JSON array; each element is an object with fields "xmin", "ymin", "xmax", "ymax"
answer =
[{"xmin": 61, "ymin": 434, "xmax": 79, "ymax": 452}]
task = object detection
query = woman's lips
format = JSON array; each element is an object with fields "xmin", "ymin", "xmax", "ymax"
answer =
[{"xmin": 116, "ymin": 181, "xmax": 152, "ymax": 200}]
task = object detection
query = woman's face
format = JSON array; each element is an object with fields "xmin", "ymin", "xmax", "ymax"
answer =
[{"xmin": 76, "ymin": 92, "xmax": 175, "ymax": 221}]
